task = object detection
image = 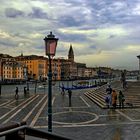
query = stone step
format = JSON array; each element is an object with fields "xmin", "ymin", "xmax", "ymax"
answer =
[
  {"xmin": 89, "ymin": 92, "xmax": 105, "ymax": 103},
  {"xmin": 84, "ymin": 92, "xmax": 106, "ymax": 108},
  {"xmin": 87, "ymin": 91, "xmax": 107, "ymax": 102}
]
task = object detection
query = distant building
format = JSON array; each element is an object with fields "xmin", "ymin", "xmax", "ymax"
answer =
[
  {"xmin": 0, "ymin": 54, "xmax": 24, "ymax": 81},
  {"xmin": 127, "ymin": 70, "xmax": 139, "ymax": 76},
  {"xmin": 77, "ymin": 63, "xmax": 86, "ymax": 79},
  {"xmin": 50, "ymin": 58, "xmax": 61, "ymax": 81},
  {"xmin": 84, "ymin": 67, "xmax": 108, "ymax": 78},
  {"xmin": 2, "ymin": 61, "xmax": 24, "ymax": 80},
  {"xmin": 111, "ymin": 69, "xmax": 121, "ymax": 78},
  {"xmin": 0, "ymin": 48, "xmax": 131, "ymax": 81},
  {"xmin": 16, "ymin": 54, "xmax": 61, "ymax": 81},
  {"xmin": 67, "ymin": 45, "xmax": 78, "ymax": 79},
  {"xmin": 84, "ymin": 67, "xmax": 92, "ymax": 78},
  {"xmin": 60, "ymin": 58, "xmax": 71, "ymax": 80},
  {"xmin": 16, "ymin": 54, "xmax": 47, "ymax": 80}
]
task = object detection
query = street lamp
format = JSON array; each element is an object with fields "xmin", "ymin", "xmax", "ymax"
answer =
[{"xmin": 44, "ymin": 31, "xmax": 58, "ymax": 132}]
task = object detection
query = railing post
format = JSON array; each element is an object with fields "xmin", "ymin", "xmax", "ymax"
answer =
[
  {"xmin": 1, "ymin": 121, "xmax": 26, "ymax": 140},
  {"xmin": 5, "ymin": 131, "xmax": 25, "ymax": 140}
]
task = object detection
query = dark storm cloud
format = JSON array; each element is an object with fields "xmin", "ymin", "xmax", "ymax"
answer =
[
  {"xmin": 0, "ymin": 39, "xmax": 17, "ymax": 47},
  {"xmin": 56, "ymin": 31, "xmax": 88, "ymax": 43},
  {"xmin": 62, "ymin": 0, "xmax": 85, "ymax": 6},
  {"xmin": 89, "ymin": 45, "xmax": 97, "ymax": 49},
  {"xmin": 108, "ymin": 35, "xmax": 116, "ymax": 39},
  {"xmin": 55, "ymin": 48, "xmax": 67, "ymax": 54},
  {"xmin": 28, "ymin": 7, "xmax": 48, "ymax": 19},
  {"xmin": 5, "ymin": 8, "xmax": 24, "ymax": 18},
  {"xmin": 85, "ymin": 0, "xmax": 140, "ymax": 25},
  {"xmin": 58, "ymin": 16, "xmax": 85, "ymax": 27},
  {"xmin": 75, "ymin": 47, "xmax": 98, "ymax": 56}
]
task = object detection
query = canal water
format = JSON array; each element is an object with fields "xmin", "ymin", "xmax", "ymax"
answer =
[{"xmin": 0, "ymin": 78, "xmax": 112, "ymax": 96}]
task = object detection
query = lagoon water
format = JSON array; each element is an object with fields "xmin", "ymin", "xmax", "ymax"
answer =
[
  {"xmin": 0, "ymin": 79, "xmax": 101, "ymax": 95},
  {"xmin": 1, "ymin": 77, "xmax": 134, "ymax": 96}
]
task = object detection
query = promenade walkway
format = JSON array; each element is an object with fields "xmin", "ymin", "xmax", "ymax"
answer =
[{"xmin": 0, "ymin": 81, "xmax": 140, "ymax": 140}]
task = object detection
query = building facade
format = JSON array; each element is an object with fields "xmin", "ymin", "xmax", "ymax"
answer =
[
  {"xmin": 16, "ymin": 54, "xmax": 61, "ymax": 81},
  {"xmin": 61, "ymin": 45, "xmax": 79, "ymax": 80},
  {"xmin": 0, "ymin": 54, "xmax": 24, "ymax": 81},
  {"xmin": 16, "ymin": 55, "xmax": 47, "ymax": 80},
  {"xmin": 0, "ymin": 47, "xmax": 123, "ymax": 82},
  {"xmin": 2, "ymin": 61, "xmax": 24, "ymax": 80},
  {"xmin": 50, "ymin": 58, "xmax": 61, "ymax": 81}
]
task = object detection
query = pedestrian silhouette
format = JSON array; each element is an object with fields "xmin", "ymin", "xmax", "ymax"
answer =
[
  {"xmin": 118, "ymin": 90, "xmax": 125, "ymax": 108},
  {"xmin": 121, "ymin": 70, "xmax": 127, "ymax": 89},
  {"xmin": 95, "ymin": 80, "xmax": 97, "ymax": 86},
  {"xmin": 68, "ymin": 89, "xmax": 72, "ymax": 107},
  {"xmin": 24, "ymin": 87, "xmax": 27, "ymax": 95},
  {"xmin": 15, "ymin": 87, "xmax": 19, "ymax": 100},
  {"xmin": 61, "ymin": 83, "xmax": 65, "ymax": 95},
  {"xmin": 106, "ymin": 85, "xmax": 112, "ymax": 108},
  {"xmin": 105, "ymin": 95, "xmax": 110, "ymax": 108},
  {"xmin": 112, "ymin": 90, "xmax": 117, "ymax": 109}
]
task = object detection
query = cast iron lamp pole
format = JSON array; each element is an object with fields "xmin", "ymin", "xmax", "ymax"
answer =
[{"xmin": 44, "ymin": 32, "xmax": 58, "ymax": 132}]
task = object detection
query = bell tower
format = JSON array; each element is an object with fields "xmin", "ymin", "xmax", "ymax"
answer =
[{"xmin": 68, "ymin": 44, "xmax": 74, "ymax": 62}]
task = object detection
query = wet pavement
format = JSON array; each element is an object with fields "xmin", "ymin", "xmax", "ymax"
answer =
[{"xmin": 0, "ymin": 81, "xmax": 140, "ymax": 140}]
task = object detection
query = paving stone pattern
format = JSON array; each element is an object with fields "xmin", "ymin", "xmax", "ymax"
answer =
[{"xmin": 0, "ymin": 81, "xmax": 140, "ymax": 140}]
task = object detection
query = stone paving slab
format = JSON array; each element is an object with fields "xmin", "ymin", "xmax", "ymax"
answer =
[{"xmin": 52, "ymin": 123, "xmax": 140, "ymax": 140}]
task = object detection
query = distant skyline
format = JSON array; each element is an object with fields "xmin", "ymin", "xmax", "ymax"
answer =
[{"xmin": 0, "ymin": 0, "xmax": 140, "ymax": 70}]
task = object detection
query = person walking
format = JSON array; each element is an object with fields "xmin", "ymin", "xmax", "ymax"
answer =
[
  {"xmin": 106, "ymin": 85, "xmax": 112, "ymax": 108},
  {"xmin": 112, "ymin": 90, "xmax": 117, "ymax": 109},
  {"xmin": 106, "ymin": 84, "xmax": 112, "ymax": 94},
  {"xmin": 118, "ymin": 90, "xmax": 125, "ymax": 108},
  {"xmin": 121, "ymin": 70, "xmax": 127, "ymax": 89},
  {"xmin": 105, "ymin": 94, "xmax": 110, "ymax": 108},
  {"xmin": 24, "ymin": 87, "xmax": 27, "ymax": 95},
  {"xmin": 61, "ymin": 83, "xmax": 65, "ymax": 95},
  {"xmin": 68, "ymin": 89, "xmax": 72, "ymax": 107},
  {"xmin": 15, "ymin": 87, "xmax": 19, "ymax": 100}
]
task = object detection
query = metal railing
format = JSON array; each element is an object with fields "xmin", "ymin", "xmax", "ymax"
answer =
[{"xmin": 0, "ymin": 122, "xmax": 71, "ymax": 140}]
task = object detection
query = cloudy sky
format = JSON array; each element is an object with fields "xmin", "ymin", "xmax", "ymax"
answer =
[{"xmin": 0, "ymin": 0, "xmax": 140, "ymax": 70}]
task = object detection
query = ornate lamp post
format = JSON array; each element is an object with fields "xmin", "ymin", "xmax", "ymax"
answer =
[{"xmin": 44, "ymin": 32, "xmax": 58, "ymax": 132}]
